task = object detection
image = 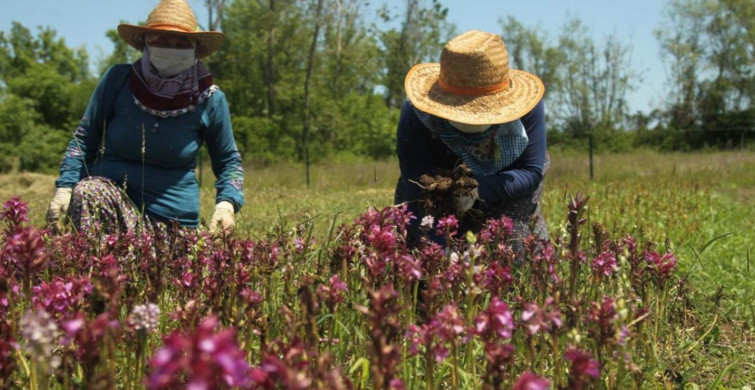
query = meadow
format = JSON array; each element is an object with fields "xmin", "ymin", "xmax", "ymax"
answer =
[{"xmin": 0, "ymin": 150, "xmax": 753, "ymax": 388}]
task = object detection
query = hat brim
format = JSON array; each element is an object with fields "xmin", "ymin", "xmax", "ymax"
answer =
[
  {"xmin": 117, "ymin": 24, "xmax": 225, "ymax": 58},
  {"xmin": 405, "ymin": 63, "xmax": 545, "ymax": 125}
]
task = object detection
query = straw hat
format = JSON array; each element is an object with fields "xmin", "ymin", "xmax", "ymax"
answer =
[
  {"xmin": 405, "ymin": 30, "xmax": 544, "ymax": 125},
  {"xmin": 117, "ymin": 0, "xmax": 225, "ymax": 58}
]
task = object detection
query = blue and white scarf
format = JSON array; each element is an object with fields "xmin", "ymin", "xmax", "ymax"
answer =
[{"xmin": 412, "ymin": 106, "xmax": 529, "ymax": 176}]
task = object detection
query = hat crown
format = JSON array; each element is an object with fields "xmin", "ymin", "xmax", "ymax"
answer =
[
  {"xmin": 439, "ymin": 31, "xmax": 510, "ymax": 89},
  {"xmin": 146, "ymin": 0, "xmax": 199, "ymax": 33}
]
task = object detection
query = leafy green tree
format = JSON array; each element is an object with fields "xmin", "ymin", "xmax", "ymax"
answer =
[
  {"xmin": 0, "ymin": 22, "xmax": 92, "ymax": 172},
  {"xmin": 380, "ymin": 0, "xmax": 456, "ymax": 109},
  {"xmin": 656, "ymin": 0, "xmax": 754, "ymax": 148}
]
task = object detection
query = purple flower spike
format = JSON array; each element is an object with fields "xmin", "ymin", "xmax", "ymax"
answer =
[
  {"xmin": 591, "ymin": 251, "xmax": 619, "ymax": 277},
  {"xmin": 565, "ymin": 347, "xmax": 600, "ymax": 389},
  {"xmin": 513, "ymin": 372, "xmax": 550, "ymax": 390}
]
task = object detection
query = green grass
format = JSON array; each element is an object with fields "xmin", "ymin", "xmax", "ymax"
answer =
[{"xmin": 2, "ymin": 150, "xmax": 754, "ymax": 386}]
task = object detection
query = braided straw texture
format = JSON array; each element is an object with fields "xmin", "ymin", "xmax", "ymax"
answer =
[
  {"xmin": 406, "ymin": 30, "xmax": 544, "ymax": 125},
  {"xmin": 117, "ymin": 0, "xmax": 225, "ymax": 58}
]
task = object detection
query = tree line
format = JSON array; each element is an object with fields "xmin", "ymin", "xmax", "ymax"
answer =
[{"xmin": 0, "ymin": 0, "xmax": 752, "ymax": 173}]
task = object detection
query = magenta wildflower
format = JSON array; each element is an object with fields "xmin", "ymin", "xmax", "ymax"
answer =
[
  {"xmin": 482, "ymin": 262, "xmax": 513, "ymax": 296},
  {"xmin": 0, "ymin": 318, "xmax": 16, "ymax": 383},
  {"xmin": 406, "ymin": 305, "xmax": 466, "ymax": 363},
  {"xmin": 591, "ymin": 251, "xmax": 619, "ymax": 277},
  {"xmin": 588, "ymin": 297, "xmax": 617, "ymax": 345},
  {"xmin": 0, "ymin": 196, "xmax": 28, "ymax": 235},
  {"xmin": 405, "ymin": 322, "xmax": 448, "ymax": 362},
  {"xmin": 644, "ymin": 251, "xmax": 677, "ymax": 283},
  {"xmin": 32, "ymin": 276, "xmax": 92, "ymax": 319},
  {"xmin": 317, "ymin": 275, "xmax": 349, "ymax": 309},
  {"xmin": 62, "ymin": 312, "xmax": 120, "ymax": 375},
  {"xmin": 478, "ymin": 215, "xmax": 514, "ymax": 244},
  {"xmin": 435, "ymin": 304, "xmax": 465, "ymax": 341},
  {"xmin": 473, "ymin": 297, "xmax": 515, "ymax": 340},
  {"xmin": 435, "ymin": 214, "xmax": 459, "ymax": 237},
  {"xmin": 147, "ymin": 316, "xmax": 251, "ymax": 389},
  {"xmin": 565, "ymin": 347, "xmax": 600, "ymax": 389},
  {"xmin": 513, "ymin": 371, "xmax": 550, "ymax": 390},
  {"xmin": 520, "ymin": 297, "xmax": 562, "ymax": 336},
  {"xmin": 3, "ymin": 226, "xmax": 47, "ymax": 288},
  {"xmin": 397, "ymin": 254, "xmax": 423, "ymax": 285}
]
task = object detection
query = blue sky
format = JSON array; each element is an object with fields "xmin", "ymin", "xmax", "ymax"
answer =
[{"xmin": 1, "ymin": 0, "xmax": 668, "ymax": 113}]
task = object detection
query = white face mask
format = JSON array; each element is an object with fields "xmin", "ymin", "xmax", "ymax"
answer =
[
  {"xmin": 448, "ymin": 120, "xmax": 492, "ymax": 134},
  {"xmin": 148, "ymin": 46, "xmax": 196, "ymax": 77}
]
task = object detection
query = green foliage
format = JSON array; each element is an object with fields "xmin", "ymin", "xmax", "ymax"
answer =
[
  {"xmin": 0, "ymin": 22, "xmax": 92, "ymax": 173},
  {"xmin": 655, "ymin": 0, "xmax": 755, "ymax": 147},
  {"xmin": 1, "ymin": 0, "xmax": 753, "ymax": 173}
]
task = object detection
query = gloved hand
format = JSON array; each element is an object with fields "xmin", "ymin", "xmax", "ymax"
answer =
[
  {"xmin": 454, "ymin": 188, "xmax": 479, "ymax": 215},
  {"xmin": 46, "ymin": 187, "xmax": 72, "ymax": 230},
  {"xmin": 209, "ymin": 201, "xmax": 235, "ymax": 234}
]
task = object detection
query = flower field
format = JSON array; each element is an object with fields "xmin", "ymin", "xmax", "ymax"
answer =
[{"xmin": 0, "ymin": 151, "xmax": 753, "ymax": 388}]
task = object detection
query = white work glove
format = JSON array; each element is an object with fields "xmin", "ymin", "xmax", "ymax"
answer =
[
  {"xmin": 46, "ymin": 187, "xmax": 72, "ymax": 230},
  {"xmin": 209, "ymin": 201, "xmax": 235, "ymax": 234},
  {"xmin": 454, "ymin": 188, "xmax": 479, "ymax": 215}
]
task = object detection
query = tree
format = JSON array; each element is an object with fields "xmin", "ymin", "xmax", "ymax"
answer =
[
  {"xmin": 555, "ymin": 17, "xmax": 637, "ymax": 142},
  {"xmin": 0, "ymin": 22, "xmax": 93, "ymax": 172},
  {"xmin": 656, "ymin": 0, "xmax": 754, "ymax": 147},
  {"xmin": 380, "ymin": 0, "xmax": 456, "ymax": 108},
  {"xmin": 499, "ymin": 16, "xmax": 563, "ymax": 101}
]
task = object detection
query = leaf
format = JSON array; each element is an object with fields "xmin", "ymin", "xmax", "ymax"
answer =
[{"xmin": 699, "ymin": 232, "xmax": 732, "ymax": 254}]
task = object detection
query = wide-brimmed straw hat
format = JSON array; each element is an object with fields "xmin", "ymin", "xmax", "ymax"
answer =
[
  {"xmin": 405, "ymin": 30, "xmax": 544, "ymax": 125},
  {"xmin": 117, "ymin": 0, "xmax": 225, "ymax": 58}
]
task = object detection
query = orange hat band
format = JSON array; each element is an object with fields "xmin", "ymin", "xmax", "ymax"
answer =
[
  {"xmin": 148, "ymin": 24, "xmax": 195, "ymax": 33},
  {"xmin": 437, "ymin": 78, "xmax": 510, "ymax": 96}
]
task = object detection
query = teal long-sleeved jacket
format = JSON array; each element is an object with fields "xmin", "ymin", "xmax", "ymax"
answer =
[{"xmin": 55, "ymin": 64, "xmax": 245, "ymax": 227}]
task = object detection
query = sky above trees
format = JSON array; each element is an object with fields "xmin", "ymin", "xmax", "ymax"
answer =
[{"xmin": 2, "ymin": 0, "xmax": 666, "ymax": 113}]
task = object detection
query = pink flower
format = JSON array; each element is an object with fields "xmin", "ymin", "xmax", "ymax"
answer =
[
  {"xmin": 591, "ymin": 251, "xmax": 619, "ymax": 277},
  {"xmin": 644, "ymin": 251, "xmax": 677, "ymax": 283},
  {"xmin": 520, "ymin": 297, "xmax": 562, "ymax": 336},
  {"xmin": 0, "ymin": 196, "xmax": 28, "ymax": 234},
  {"xmin": 588, "ymin": 297, "xmax": 617, "ymax": 345},
  {"xmin": 565, "ymin": 347, "xmax": 600, "ymax": 389},
  {"xmin": 3, "ymin": 227, "xmax": 47, "ymax": 283},
  {"xmin": 397, "ymin": 255, "xmax": 423, "ymax": 285},
  {"xmin": 482, "ymin": 262, "xmax": 513, "ymax": 297},
  {"xmin": 472, "ymin": 297, "xmax": 514, "ymax": 340},
  {"xmin": 317, "ymin": 275, "xmax": 349, "ymax": 308},
  {"xmin": 435, "ymin": 215, "xmax": 459, "ymax": 237},
  {"xmin": 478, "ymin": 215, "xmax": 514, "ymax": 244},
  {"xmin": 147, "ymin": 316, "xmax": 251, "ymax": 389},
  {"xmin": 513, "ymin": 372, "xmax": 550, "ymax": 390},
  {"xmin": 32, "ymin": 276, "xmax": 92, "ymax": 319}
]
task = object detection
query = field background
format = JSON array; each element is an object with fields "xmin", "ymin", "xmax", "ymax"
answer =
[{"xmin": 1, "ymin": 150, "xmax": 754, "ymax": 385}]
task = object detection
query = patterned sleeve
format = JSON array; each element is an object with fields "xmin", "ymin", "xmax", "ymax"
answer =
[
  {"xmin": 55, "ymin": 66, "xmax": 123, "ymax": 189},
  {"xmin": 205, "ymin": 90, "xmax": 245, "ymax": 211}
]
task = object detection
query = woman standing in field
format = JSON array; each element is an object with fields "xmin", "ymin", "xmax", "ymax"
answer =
[
  {"xmin": 45, "ymin": 0, "xmax": 244, "ymax": 235},
  {"xmin": 395, "ymin": 30, "xmax": 548, "ymax": 250}
]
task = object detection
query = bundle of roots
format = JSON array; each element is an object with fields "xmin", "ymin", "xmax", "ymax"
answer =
[{"xmin": 416, "ymin": 164, "xmax": 484, "ymax": 225}]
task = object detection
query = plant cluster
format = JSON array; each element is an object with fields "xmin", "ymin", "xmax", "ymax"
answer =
[{"xmin": 0, "ymin": 194, "xmax": 688, "ymax": 388}]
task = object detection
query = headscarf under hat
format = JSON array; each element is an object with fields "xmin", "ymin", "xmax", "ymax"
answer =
[
  {"xmin": 130, "ymin": 47, "xmax": 216, "ymax": 118},
  {"xmin": 411, "ymin": 104, "xmax": 529, "ymax": 176}
]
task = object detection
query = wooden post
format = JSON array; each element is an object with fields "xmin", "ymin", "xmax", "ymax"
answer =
[{"xmin": 589, "ymin": 133, "xmax": 594, "ymax": 180}]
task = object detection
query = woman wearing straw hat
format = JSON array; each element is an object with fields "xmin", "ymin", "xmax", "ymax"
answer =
[
  {"xmin": 395, "ymin": 30, "xmax": 549, "ymax": 250},
  {"xmin": 45, "ymin": 0, "xmax": 244, "ymax": 235}
]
